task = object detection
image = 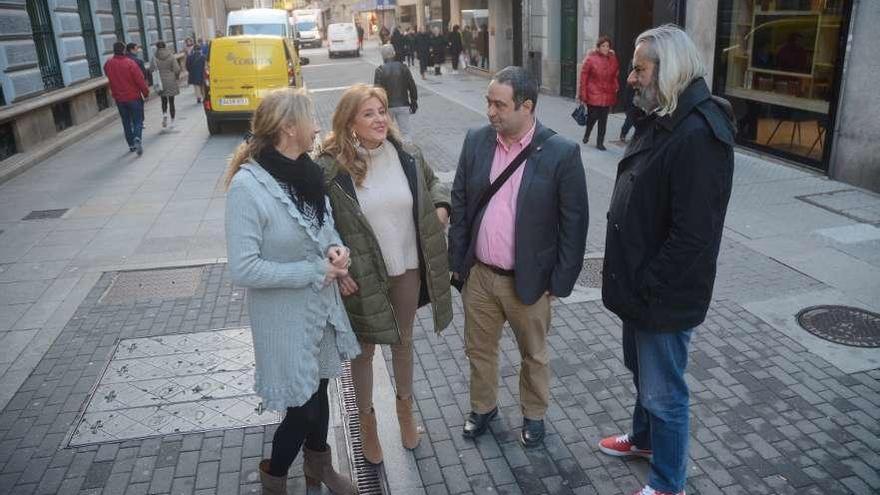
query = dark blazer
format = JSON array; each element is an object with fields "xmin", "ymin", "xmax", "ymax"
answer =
[
  {"xmin": 449, "ymin": 121, "xmax": 589, "ymax": 305},
  {"xmin": 602, "ymin": 78, "xmax": 735, "ymax": 332}
]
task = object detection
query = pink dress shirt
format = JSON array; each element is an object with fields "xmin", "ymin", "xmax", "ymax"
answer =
[{"xmin": 474, "ymin": 120, "xmax": 537, "ymax": 270}]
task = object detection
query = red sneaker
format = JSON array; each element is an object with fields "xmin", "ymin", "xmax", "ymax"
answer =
[
  {"xmin": 631, "ymin": 486, "xmax": 684, "ymax": 495},
  {"xmin": 598, "ymin": 433, "xmax": 652, "ymax": 459}
]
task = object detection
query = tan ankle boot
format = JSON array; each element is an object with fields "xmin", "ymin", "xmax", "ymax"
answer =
[
  {"xmin": 358, "ymin": 408, "xmax": 383, "ymax": 464},
  {"xmin": 396, "ymin": 395, "xmax": 420, "ymax": 450},
  {"xmin": 303, "ymin": 446, "xmax": 356, "ymax": 495},
  {"xmin": 258, "ymin": 459, "xmax": 287, "ymax": 495}
]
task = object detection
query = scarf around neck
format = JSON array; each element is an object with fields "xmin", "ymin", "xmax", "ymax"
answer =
[{"xmin": 256, "ymin": 147, "xmax": 327, "ymax": 227}]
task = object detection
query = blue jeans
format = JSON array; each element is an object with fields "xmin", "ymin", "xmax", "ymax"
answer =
[
  {"xmin": 116, "ymin": 99, "xmax": 144, "ymax": 147},
  {"xmin": 623, "ymin": 320, "xmax": 693, "ymax": 493}
]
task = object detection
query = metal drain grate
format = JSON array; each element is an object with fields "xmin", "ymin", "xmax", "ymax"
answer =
[
  {"xmin": 22, "ymin": 208, "xmax": 68, "ymax": 220},
  {"xmin": 577, "ymin": 257, "xmax": 604, "ymax": 288},
  {"xmin": 99, "ymin": 266, "xmax": 204, "ymax": 304},
  {"xmin": 796, "ymin": 305, "xmax": 880, "ymax": 348},
  {"xmin": 336, "ymin": 361, "xmax": 385, "ymax": 495}
]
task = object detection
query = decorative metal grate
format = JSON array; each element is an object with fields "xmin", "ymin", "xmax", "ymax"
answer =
[
  {"xmin": 95, "ymin": 87, "xmax": 110, "ymax": 111},
  {"xmin": 135, "ymin": 0, "xmax": 149, "ymax": 63},
  {"xmin": 78, "ymin": 0, "xmax": 103, "ymax": 78},
  {"xmin": 26, "ymin": 0, "xmax": 64, "ymax": 90},
  {"xmin": 0, "ymin": 121, "xmax": 16, "ymax": 162},
  {"xmin": 336, "ymin": 361, "xmax": 385, "ymax": 495},
  {"xmin": 52, "ymin": 101, "xmax": 73, "ymax": 132},
  {"xmin": 23, "ymin": 208, "xmax": 68, "ymax": 220},
  {"xmin": 152, "ymin": 0, "xmax": 163, "ymax": 41},
  {"xmin": 797, "ymin": 305, "xmax": 880, "ymax": 348},
  {"xmin": 99, "ymin": 266, "xmax": 204, "ymax": 304},
  {"xmin": 110, "ymin": 0, "xmax": 125, "ymax": 41},
  {"xmin": 166, "ymin": 0, "xmax": 177, "ymax": 49}
]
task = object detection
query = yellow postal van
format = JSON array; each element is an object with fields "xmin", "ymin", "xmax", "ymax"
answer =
[{"xmin": 203, "ymin": 35, "xmax": 309, "ymax": 134}]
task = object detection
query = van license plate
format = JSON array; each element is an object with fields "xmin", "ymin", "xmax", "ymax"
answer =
[{"xmin": 220, "ymin": 97, "xmax": 248, "ymax": 106}]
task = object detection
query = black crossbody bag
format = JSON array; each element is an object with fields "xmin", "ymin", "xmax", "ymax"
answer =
[{"xmin": 451, "ymin": 128, "xmax": 556, "ymax": 292}]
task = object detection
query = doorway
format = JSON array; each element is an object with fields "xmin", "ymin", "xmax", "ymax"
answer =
[
  {"xmin": 600, "ymin": 0, "xmax": 686, "ymax": 109},
  {"xmin": 560, "ymin": 0, "xmax": 578, "ymax": 97}
]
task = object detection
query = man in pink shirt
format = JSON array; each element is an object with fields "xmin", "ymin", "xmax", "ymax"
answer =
[{"xmin": 449, "ymin": 66, "xmax": 589, "ymax": 447}]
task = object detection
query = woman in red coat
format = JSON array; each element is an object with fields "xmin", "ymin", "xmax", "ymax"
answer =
[{"xmin": 578, "ymin": 36, "xmax": 619, "ymax": 150}]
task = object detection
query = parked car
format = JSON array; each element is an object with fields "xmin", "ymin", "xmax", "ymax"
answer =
[{"xmin": 327, "ymin": 23, "xmax": 360, "ymax": 58}]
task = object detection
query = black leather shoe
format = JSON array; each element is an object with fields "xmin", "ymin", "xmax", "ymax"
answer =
[
  {"xmin": 462, "ymin": 407, "xmax": 498, "ymax": 439},
  {"xmin": 596, "ymin": 143, "xmax": 607, "ymax": 151},
  {"xmin": 520, "ymin": 418, "xmax": 545, "ymax": 447},
  {"xmin": 582, "ymin": 135, "xmax": 590, "ymax": 144}
]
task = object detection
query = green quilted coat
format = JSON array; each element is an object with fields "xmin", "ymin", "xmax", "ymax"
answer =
[{"xmin": 316, "ymin": 139, "xmax": 453, "ymax": 345}]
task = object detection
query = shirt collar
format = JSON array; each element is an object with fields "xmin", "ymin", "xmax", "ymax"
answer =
[{"xmin": 496, "ymin": 118, "xmax": 537, "ymax": 151}]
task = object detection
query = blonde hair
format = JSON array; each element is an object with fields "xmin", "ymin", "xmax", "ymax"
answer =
[
  {"xmin": 224, "ymin": 87, "xmax": 316, "ymax": 188},
  {"xmin": 635, "ymin": 24, "xmax": 706, "ymax": 117},
  {"xmin": 320, "ymin": 83, "xmax": 400, "ymax": 187}
]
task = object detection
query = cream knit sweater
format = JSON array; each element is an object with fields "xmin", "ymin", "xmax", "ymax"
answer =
[{"xmin": 356, "ymin": 140, "xmax": 419, "ymax": 277}]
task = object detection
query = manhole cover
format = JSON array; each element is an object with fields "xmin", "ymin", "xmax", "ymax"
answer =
[
  {"xmin": 22, "ymin": 208, "xmax": 68, "ymax": 220},
  {"xmin": 577, "ymin": 257, "xmax": 603, "ymax": 288},
  {"xmin": 100, "ymin": 266, "xmax": 204, "ymax": 304},
  {"xmin": 796, "ymin": 305, "xmax": 880, "ymax": 348}
]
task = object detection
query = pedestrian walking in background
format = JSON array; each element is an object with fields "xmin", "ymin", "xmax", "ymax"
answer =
[
  {"xmin": 317, "ymin": 84, "xmax": 453, "ymax": 465},
  {"xmin": 375, "ymin": 44, "xmax": 418, "ymax": 141},
  {"xmin": 416, "ymin": 26, "xmax": 432, "ymax": 80},
  {"xmin": 104, "ymin": 41, "xmax": 149, "ymax": 155},
  {"xmin": 477, "ymin": 24, "xmax": 489, "ymax": 69},
  {"xmin": 187, "ymin": 44, "xmax": 207, "ymax": 104},
  {"xmin": 403, "ymin": 27, "xmax": 416, "ymax": 66},
  {"xmin": 462, "ymin": 25, "xmax": 473, "ymax": 67},
  {"xmin": 224, "ymin": 88, "xmax": 360, "ymax": 495},
  {"xmin": 125, "ymin": 42, "xmax": 148, "ymax": 81},
  {"xmin": 618, "ymin": 79, "xmax": 641, "ymax": 143},
  {"xmin": 600, "ymin": 25, "xmax": 735, "ymax": 495},
  {"xmin": 449, "ymin": 66, "xmax": 589, "ymax": 447},
  {"xmin": 356, "ymin": 22, "xmax": 365, "ymax": 49},
  {"xmin": 578, "ymin": 35, "xmax": 619, "ymax": 150},
  {"xmin": 391, "ymin": 27, "xmax": 404, "ymax": 62},
  {"xmin": 184, "ymin": 37, "xmax": 195, "ymax": 57},
  {"xmin": 153, "ymin": 41, "xmax": 181, "ymax": 129},
  {"xmin": 379, "ymin": 25, "xmax": 390, "ymax": 45},
  {"xmin": 448, "ymin": 25, "xmax": 463, "ymax": 74},
  {"xmin": 430, "ymin": 27, "xmax": 446, "ymax": 75}
]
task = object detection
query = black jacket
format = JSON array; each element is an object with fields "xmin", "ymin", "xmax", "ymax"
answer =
[
  {"xmin": 374, "ymin": 60, "xmax": 417, "ymax": 108},
  {"xmin": 449, "ymin": 122, "xmax": 589, "ymax": 305},
  {"xmin": 602, "ymin": 78, "xmax": 735, "ymax": 332}
]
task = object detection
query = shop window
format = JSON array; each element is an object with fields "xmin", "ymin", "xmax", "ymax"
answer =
[
  {"xmin": 0, "ymin": 121, "xmax": 16, "ymax": 162},
  {"xmin": 714, "ymin": 0, "xmax": 849, "ymax": 168},
  {"xmin": 460, "ymin": 0, "xmax": 489, "ymax": 70},
  {"xmin": 52, "ymin": 101, "xmax": 73, "ymax": 132}
]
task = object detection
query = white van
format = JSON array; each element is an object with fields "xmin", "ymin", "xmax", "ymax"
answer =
[
  {"xmin": 227, "ymin": 9, "xmax": 291, "ymax": 38},
  {"xmin": 327, "ymin": 23, "xmax": 360, "ymax": 58}
]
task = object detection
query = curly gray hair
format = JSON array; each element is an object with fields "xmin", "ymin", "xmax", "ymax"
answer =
[{"xmin": 380, "ymin": 44, "xmax": 396, "ymax": 61}]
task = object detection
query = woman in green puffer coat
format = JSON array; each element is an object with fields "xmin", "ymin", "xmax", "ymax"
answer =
[{"xmin": 316, "ymin": 84, "xmax": 452, "ymax": 466}]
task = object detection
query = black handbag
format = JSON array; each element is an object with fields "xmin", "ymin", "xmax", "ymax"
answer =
[
  {"xmin": 451, "ymin": 128, "xmax": 557, "ymax": 292},
  {"xmin": 571, "ymin": 104, "xmax": 587, "ymax": 126}
]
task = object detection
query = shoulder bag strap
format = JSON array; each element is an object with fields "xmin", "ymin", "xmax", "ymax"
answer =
[{"xmin": 471, "ymin": 128, "xmax": 557, "ymax": 222}]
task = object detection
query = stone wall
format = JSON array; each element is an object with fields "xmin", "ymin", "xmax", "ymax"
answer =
[
  {"xmin": 0, "ymin": 2, "xmax": 43, "ymax": 102},
  {"xmin": 829, "ymin": 0, "xmax": 880, "ymax": 192}
]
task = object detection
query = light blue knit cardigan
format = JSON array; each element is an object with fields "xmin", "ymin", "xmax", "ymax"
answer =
[{"xmin": 225, "ymin": 162, "xmax": 361, "ymax": 410}]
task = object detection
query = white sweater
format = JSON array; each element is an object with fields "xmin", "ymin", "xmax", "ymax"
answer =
[{"xmin": 356, "ymin": 140, "xmax": 419, "ymax": 277}]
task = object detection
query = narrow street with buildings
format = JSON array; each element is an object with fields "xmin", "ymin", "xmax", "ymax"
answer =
[{"xmin": 0, "ymin": 38, "xmax": 878, "ymax": 494}]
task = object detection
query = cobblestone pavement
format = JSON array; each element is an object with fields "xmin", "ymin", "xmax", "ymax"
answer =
[{"xmin": 0, "ymin": 41, "xmax": 878, "ymax": 495}]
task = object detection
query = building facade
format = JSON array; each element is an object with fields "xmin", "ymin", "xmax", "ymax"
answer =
[
  {"xmin": 0, "ymin": 0, "xmax": 204, "ymax": 167},
  {"xmin": 468, "ymin": 0, "xmax": 876, "ymax": 192}
]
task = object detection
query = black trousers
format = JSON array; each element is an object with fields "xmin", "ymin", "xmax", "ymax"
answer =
[
  {"xmin": 268, "ymin": 379, "xmax": 330, "ymax": 476},
  {"xmin": 451, "ymin": 50, "xmax": 460, "ymax": 70},
  {"xmin": 621, "ymin": 107, "xmax": 639, "ymax": 139},
  {"xmin": 161, "ymin": 96, "xmax": 176, "ymax": 119},
  {"xmin": 584, "ymin": 105, "xmax": 610, "ymax": 145}
]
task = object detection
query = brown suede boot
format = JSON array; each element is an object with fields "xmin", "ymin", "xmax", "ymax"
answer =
[
  {"xmin": 396, "ymin": 395, "xmax": 421, "ymax": 450},
  {"xmin": 258, "ymin": 459, "xmax": 287, "ymax": 495},
  {"xmin": 358, "ymin": 408, "xmax": 383, "ymax": 464},
  {"xmin": 303, "ymin": 446, "xmax": 356, "ymax": 495}
]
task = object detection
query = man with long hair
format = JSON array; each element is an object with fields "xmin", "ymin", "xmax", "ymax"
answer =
[{"xmin": 599, "ymin": 25, "xmax": 735, "ymax": 495}]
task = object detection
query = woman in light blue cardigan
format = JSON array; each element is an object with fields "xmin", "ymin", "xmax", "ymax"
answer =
[{"xmin": 224, "ymin": 88, "xmax": 360, "ymax": 495}]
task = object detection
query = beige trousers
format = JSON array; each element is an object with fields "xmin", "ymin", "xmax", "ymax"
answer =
[
  {"xmin": 351, "ymin": 269, "xmax": 420, "ymax": 412},
  {"xmin": 464, "ymin": 263, "xmax": 552, "ymax": 419}
]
